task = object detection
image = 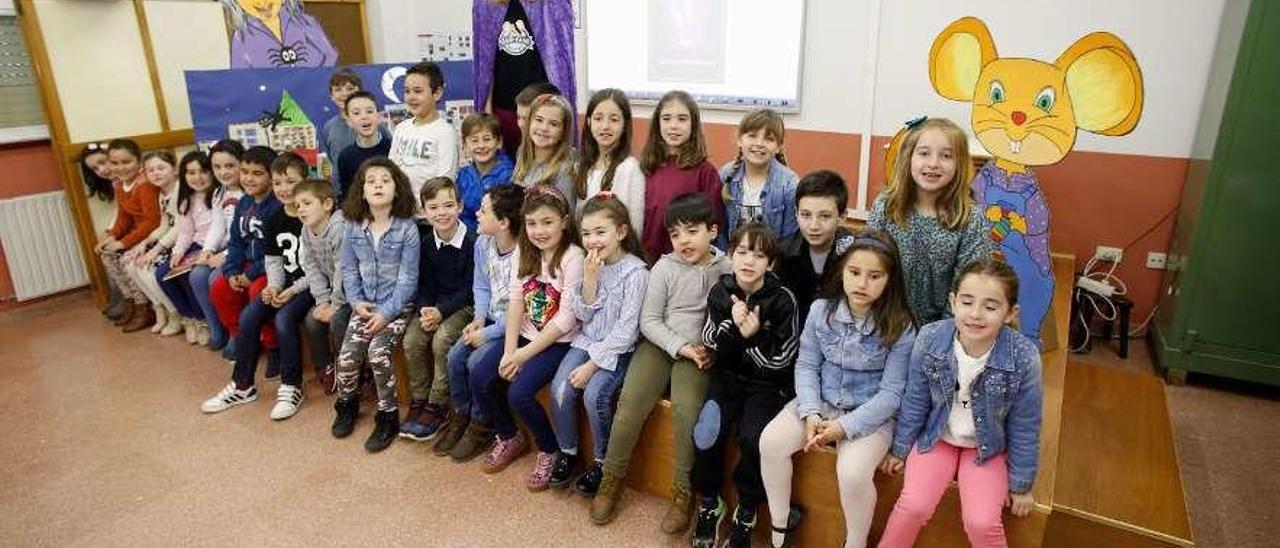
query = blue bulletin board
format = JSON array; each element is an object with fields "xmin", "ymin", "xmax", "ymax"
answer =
[{"xmin": 184, "ymin": 61, "xmax": 475, "ymax": 154}]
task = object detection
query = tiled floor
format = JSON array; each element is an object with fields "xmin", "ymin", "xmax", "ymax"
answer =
[{"xmin": 0, "ymin": 292, "xmax": 677, "ymax": 547}]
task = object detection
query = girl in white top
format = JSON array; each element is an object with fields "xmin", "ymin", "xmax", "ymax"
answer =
[{"xmin": 574, "ymin": 88, "xmax": 645, "ymax": 233}]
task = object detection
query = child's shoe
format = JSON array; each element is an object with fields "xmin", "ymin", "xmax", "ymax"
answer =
[
  {"xmin": 159, "ymin": 309, "xmax": 184, "ymax": 337},
  {"xmin": 691, "ymin": 495, "xmax": 726, "ymax": 548},
  {"xmin": 526, "ymin": 451, "xmax": 557, "ymax": 492},
  {"xmin": 661, "ymin": 482, "xmax": 695, "ymax": 534},
  {"xmin": 575, "ymin": 460, "xmax": 604, "ymax": 496},
  {"xmin": 450, "ymin": 422, "xmax": 496, "ymax": 463},
  {"xmin": 269, "ymin": 384, "xmax": 304, "ymax": 420},
  {"xmin": 589, "ymin": 470, "xmax": 624, "ymax": 525},
  {"xmin": 200, "ymin": 382, "xmax": 258, "ymax": 413},
  {"xmin": 481, "ymin": 434, "xmax": 528, "ymax": 473},
  {"xmin": 547, "ymin": 450, "xmax": 578, "ymax": 490},
  {"xmin": 331, "ymin": 396, "xmax": 359, "ymax": 438},
  {"xmin": 364, "ymin": 409, "xmax": 399, "ymax": 453},
  {"xmin": 122, "ymin": 303, "xmax": 155, "ymax": 333},
  {"xmin": 183, "ymin": 318, "xmax": 198, "ymax": 344},
  {"xmin": 432, "ymin": 414, "xmax": 469, "ymax": 456},
  {"xmin": 195, "ymin": 322, "xmax": 211, "ymax": 346},
  {"xmin": 149, "ymin": 305, "xmax": 167, "ymax": 334},
  {"xmin": 398, "ymin": 400, "xmax": 430, "ymax": 440},
  {"xmin": 318, "ymin": 363, "xmax": 337, "ymax": 396},
  {"xmin": 724, "ymin": 505, "xmax": 758, "ymax": 548},
  {"xmin": 768, "ymin": 505, "xmax": 806, "ymax": 548}
]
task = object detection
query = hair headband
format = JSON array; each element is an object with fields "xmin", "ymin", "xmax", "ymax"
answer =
[
  {"xmin": 535, "ymin": 93, "xmax": 571, "ymax": 110},
  {"xmin": 850, "ymin": 236, "xmax": 892, "ymax": 253},
  {"xmin": 526, "ymin": 183, "xmax": 568, "ymax": 206}
]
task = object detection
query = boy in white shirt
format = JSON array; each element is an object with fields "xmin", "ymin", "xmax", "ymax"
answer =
[{"xmin": 389, "ymin": 61, "xmax": 459, "ymax": 199}]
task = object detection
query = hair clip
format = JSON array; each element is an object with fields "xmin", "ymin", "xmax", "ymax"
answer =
[
  {"xmin": 85, "ymin": 142, "xmax": 105, "ymax": 151},
  {"xmin": 904, "ymin": 116, "xmax": 928, "ymax": 129},
  {"xmin": 594, "ymin": 190, "xmax": 615, "ymax": 200}
]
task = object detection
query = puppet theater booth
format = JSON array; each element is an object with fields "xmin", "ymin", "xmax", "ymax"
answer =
[{"xmin": 7, "ymin": 0, "xmax": 1240, "ymax": 546}]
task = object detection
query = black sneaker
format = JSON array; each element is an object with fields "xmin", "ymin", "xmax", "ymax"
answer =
[
  {"xmin": 574, "ymin": 460, "xmax": 604, "ymax": 496},
  {"xmin": 331, "ymin": 396, "xmax": 359, "ymax": 438},
  {"xmin": 724, "ymin": 505, "xmax": 757, "ymax": 548},
  {"xmin": 547, "ymin": 451, "xmax": 578, "ymax": 489},
  {"xmin": 264, "ymin": 349, "xmax": 280, "ymax": 380},
  {"xmin": 364, "ymin": 409, "xmax": 399, "ymax": 453},
  {"xmin": 691, "ymin": 495, "xmax": 726, "ymax": 548}
]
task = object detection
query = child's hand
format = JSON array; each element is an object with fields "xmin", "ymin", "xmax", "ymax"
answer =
[
  {"xmin": 363, "ymin": 312, "xmax": 389, "ymax": 335},
  {"xmin": 679, "ymin": 343, "xmax": 713, "ymax": 370},
  {"xmin": 353, "ymin": 302, "xmax": 375, "ymax": 319},
  {"xmin": 803, "ymin": 415, "xmax": 822, "ymax": 450},
  {"xmin": 464, "ymin": 327, "xmax": 486, "ymax": 348},
  {"xmin": 311, "ymin": 303, "xmax": 334, "ymax": 323},
  {"xmin": 879, "ymin": 455, "xmax": 905, "ymax": 476},
  {"xmin": 229, "ymin": 274, "xmax": 250, "ymax": 291},
  {"xmin": 260, "ymin": 287, "xmax": 279, "ymax": 304},
  {"xmin": 568, "ymin": 361, "xmax": 599, "ymax": 389},
  {"xmin": 1006, "ymin": 491, "xmax": 1035, "ymax": 517},
  {"xmin": 730, "ymin": 294, "xmax": 750, "ymax": 326},
  {"xmin": 729, "ymin": 295, "xmax": 761, "ymax": 338},
  {"xmin": 270, "ymin": 289, "xmax": 293, "ymax": 308},
  {"xmin": 420, "ymin": 307, "xmax": 443, "ymax": 331},
  {"xmin": 581, "ymin": 248, "xmax": 603, "ymax": 302},
  {"xmin": 499, "ymin": 350, "xmax": 525, "ymax": 380},
  {"xmin": 196, "ymin": 250, "xmax": 213, "ymax": 265},
  {"xmin": 804, "ymin": 420, "xmax": 844, "ymax": 453},
  {"xmin": 207, "ymin": 252, "xmax": 227, "ymax": 268}
]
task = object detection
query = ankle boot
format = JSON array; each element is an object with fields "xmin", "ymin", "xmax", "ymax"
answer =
[
  {"xmin": 364, "ymin": 409, "xmax": 400, "ymax": 453},
  {"xmin": 590, "ymin": 470, "xmax": 625, "ymax": 525},
  {"xmin": 112, "ymin": 301, "xmax": 137, "ymax": 326},
  {"xmin": 160, "ymin": 309, "xmax": 184, "ymax": 337},
  {"xmin": 149, "ymin": 305, "xmax": 167, "ymax": 334},
  {"xmin": 332, "ymin": 396, "xmax": 359, "ymax": 439},
  {"xmin": 103, "ymin": 286, "xmax": 126, "ymax": 319},
  {"xmin": 123, "ymin": 303, "xmax": 156, "ymax": 333}
]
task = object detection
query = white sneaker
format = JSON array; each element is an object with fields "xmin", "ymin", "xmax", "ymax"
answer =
[
  {"xmin": 270, "ymin": 384, "xmax": 304, "ymax": 420},
  {"xmin": 201, "ymin": 382, "xmax": 258, "ymax": 413},
  {"xmin": 183, "ymin": 319, "xmax": 198, "ymax": 344}
]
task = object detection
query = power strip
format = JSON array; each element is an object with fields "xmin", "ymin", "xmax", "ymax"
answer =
[{"xmin": 1077, "ymin": 276, "xmax": 1115, "ymax": 297}]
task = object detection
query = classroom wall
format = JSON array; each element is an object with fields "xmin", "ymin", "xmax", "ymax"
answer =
[{"xmin": 367, "ymin": 0, "xmax": 1232, "ymax": 322}]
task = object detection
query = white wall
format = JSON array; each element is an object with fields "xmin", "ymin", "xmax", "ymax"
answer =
[{"xmin": 369, "ymin": 0, "xmax": 1228, "ymax": 158}]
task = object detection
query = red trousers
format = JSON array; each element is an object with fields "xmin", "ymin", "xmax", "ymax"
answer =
[{"xmin": 209, "ymin": 269, "xmax": 276, "ymax": 349}]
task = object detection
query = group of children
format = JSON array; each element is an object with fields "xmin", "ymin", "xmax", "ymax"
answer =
[{"xmin": 88, "ymin": 61, "xmax": 1043, "ymax": 548}]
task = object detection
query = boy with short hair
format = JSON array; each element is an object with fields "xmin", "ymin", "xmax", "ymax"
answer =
[
  {"xmin": 589, "ymin": 193, "xmax": 733, "ymax": 534},
  {"xmin": 389, "ymin": 62, "xmax": 459, "ymax": 198},
  {"xmin": 335, "ymin": 91, "xmax": 392, "ymax": 201},
  {"xmin": 321, "ymin": 69, "xmax": 389, "ymax": 189},
  {"xmin": 691, "ymin": 223, "xmax": 800, "ymax": 548},
  {"xmin": 437, "ymin": 184, "xmax": 526, "ymax": 461},
  {"xmin": 401, "ymin": 176, "xmax": 477, "ymax": 441},
  {"xmin": 456, "ymin": 112, "xmax": 514, "ymax": 230},
  {"xmin": 208, "ymin": 146, "xmax": 282, "ymax": 362},
  {"xmin": 295, "ymin": 180, "xmax": 349, "ymax": 396},
  {"xmin": 776, "ymin": 170, "xmax": 854, "ymax": 323}
]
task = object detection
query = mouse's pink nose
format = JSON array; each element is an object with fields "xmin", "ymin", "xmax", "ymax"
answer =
[{"xmin": 1011, "ymin": 111, "xmax": 1027, "ymax": 125}]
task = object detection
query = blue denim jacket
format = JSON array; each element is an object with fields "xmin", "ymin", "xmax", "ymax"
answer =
[
  {"xmin": 719, "ymin": 158, "xmax": 798, "ymax": 239},
  {"xmin": 795, "ymin": 299, "xmax": 915, "ymax": 440},
  {"xmin": 340, "ymin": 217, "xmax": 420, "ymax": 320},
  {"xmin": 891, "ymin": 319, "xmax": 1043, "ymax": 494}
]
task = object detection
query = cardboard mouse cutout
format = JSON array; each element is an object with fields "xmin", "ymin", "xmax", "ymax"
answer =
[{"xmin": 919, "ymin": 16, "xmax": 1144, "ymax": 343}]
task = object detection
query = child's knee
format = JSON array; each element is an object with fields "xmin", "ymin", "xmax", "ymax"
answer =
[
  {"xmin": 552, "ymin": 377, "xmax": 576, "ymax": 409},
  {"xmin": 961, "ymin": 509, "xmax": 1004, "ymax": 543}
]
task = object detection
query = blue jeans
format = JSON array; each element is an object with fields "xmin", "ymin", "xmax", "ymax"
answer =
[
  {"xmin": 551, "ymin": 347, "xmax": 632, "ymax": 461},
  {"xmin": 155, "ymin": 245, "xmax": 203, "ymax": 318},
  {"xmin": 231, "ymin": 292, "xmax": 315, "ymax": 388},
  {"xmin": 448, "ymin": 336, "xmax": 500, "ymax": 424},
  {"xmin": 189, "ymin": 265, "xmax": 225, "ymax": 348},
  {"xmin": 470, "ymin": 338, "xmax": 571, "ymax": 452}
]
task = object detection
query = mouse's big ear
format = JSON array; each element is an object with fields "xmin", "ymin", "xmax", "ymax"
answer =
[
  {"xmin": 929, "ymin": 17, "xmax": 998, "ymax": 101},
  {"xmin": 1057, "ymin": 32, "xmax": 1144, "ymax": 136}
]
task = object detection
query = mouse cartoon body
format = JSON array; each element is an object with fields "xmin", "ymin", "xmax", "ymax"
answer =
[{"xmin": 928, "ymin": 16, "xmax": 1144, "ymax": 343}]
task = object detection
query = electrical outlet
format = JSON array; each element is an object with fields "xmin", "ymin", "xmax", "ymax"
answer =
[
  {"xmin": 1095, "ymin": 246, "xmax": 1123, "ymax": 262},
  {"xmin": 1146, "ymin": 252, "xmax": 1167, "ymax": 269}
]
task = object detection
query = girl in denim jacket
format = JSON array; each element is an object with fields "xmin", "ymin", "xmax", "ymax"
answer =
[
  {"xmin": 878, "ymin": 258, "xmax": 1042, "ymax": 548},
  {"xmin": 330, "ymin": 158, "xmax": 421, "ymax": 454},
  {"xmin": 758, "ymin": 229, "xmax": 916, "ymax": 548}
]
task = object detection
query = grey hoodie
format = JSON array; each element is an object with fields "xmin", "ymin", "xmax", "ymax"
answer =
[
  {"xmin": 301, "ymin": 210, "xmax": 347, "ymax": 307},
  {"xmin": 641, "ymin": 248, "xmax": 733, "ymax": 358}
]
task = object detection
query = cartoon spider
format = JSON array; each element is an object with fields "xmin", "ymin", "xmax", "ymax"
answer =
[
  {"xmin": 257, "ymin": 106, "xmax": 287, "ymax": 131},
  {"xmin": 266, "ymin": 41, "xmax": 309, "ymax": 66}
]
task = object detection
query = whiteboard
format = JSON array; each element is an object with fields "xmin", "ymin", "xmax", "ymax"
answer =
[{"xmin": 584, "ymin": 0, "xmax": 806, "ymax": 111}]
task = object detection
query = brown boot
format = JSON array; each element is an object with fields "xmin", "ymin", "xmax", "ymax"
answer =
[
  {"xmin": 112, "ymin": 301, "xmax": 137, "ymax": 326},
  {"xmin": 660, "ymin": 482, "xmax": 694, "ymax": 534},
  {"xmin": 589, "ymin": 470, "xmax": 624, "ymax": 525},
  {"xmin": 122, "ymin": 302, "xmax": 156, "ymax": 333}
]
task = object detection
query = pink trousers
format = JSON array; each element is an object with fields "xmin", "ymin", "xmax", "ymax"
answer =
[{"xmin": 878, "ymin": 441, "xmax": 1009, "ymax": 548}]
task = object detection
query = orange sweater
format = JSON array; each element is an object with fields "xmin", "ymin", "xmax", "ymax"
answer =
[{"xmin": 107, "ymin": 172, "xmax": 161, "ymax": 249}]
